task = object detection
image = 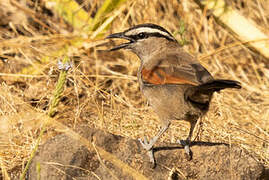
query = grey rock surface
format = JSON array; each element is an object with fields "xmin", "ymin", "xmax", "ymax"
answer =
[{"xmin": 28, "ymin": 126, "xmax": 267, "ymax": 180}]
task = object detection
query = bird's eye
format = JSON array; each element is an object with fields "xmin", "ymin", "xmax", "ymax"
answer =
[{"xmin": 137, "ymin": 32, "xmax": 146, "ymax": 39}]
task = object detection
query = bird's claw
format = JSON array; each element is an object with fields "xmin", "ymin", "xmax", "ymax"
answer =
[
  {"xmin": 139, "ymin": 136, "xmax": 154, "ymax": 151},
  {"xmin": 177, "ymin": 140, "xmax": 192, "ymax": 160},
  {"xmin": 146, "ymin": 149, "xmax": 156, "ymax": 168},
  {"xmin": 139, "ymin": 137, "xmax": 156, "ymax": 167}
]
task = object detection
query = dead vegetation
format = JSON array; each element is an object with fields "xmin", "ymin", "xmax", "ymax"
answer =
[{"xmin": 0, "ymin": 0, "xmax": 268, "ymax": 178}]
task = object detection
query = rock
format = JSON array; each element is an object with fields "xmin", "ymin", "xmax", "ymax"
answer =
[{"xmin": 28, "ymin": 126, "xmax": 267, "ymax": 180}]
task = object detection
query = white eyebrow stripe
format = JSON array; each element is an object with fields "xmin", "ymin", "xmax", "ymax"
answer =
[{"xmin": 125, "ymin": 27, "xmax": 173, "ymax": 39}]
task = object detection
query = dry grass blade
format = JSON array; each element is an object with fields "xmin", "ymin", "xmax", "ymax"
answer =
[{"xmin": 194, "ymin": 0, "xmax": 269, "ymax": 59}]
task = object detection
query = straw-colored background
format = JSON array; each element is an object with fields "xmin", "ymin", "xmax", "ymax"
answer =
[{"xmin": 0, "ymin": 0, "xmax": 268, "ymax": 177}]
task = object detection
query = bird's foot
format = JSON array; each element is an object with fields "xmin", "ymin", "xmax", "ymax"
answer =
[
  {"xmin": 139, "ymin": 136, "xmax": 155, "ymax": 151},
  {"xmin": 139, "ymin": 137, "xmax": 156, "ymax": 168},
  {"xmin": 177, "ymin": 140, "xmax": 192, "ymax": 161}
]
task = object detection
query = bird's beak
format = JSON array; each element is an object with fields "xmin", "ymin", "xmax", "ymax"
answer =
[{"xmin": 106, "ymin": 32, "xmax": 134, "ymax": 51}]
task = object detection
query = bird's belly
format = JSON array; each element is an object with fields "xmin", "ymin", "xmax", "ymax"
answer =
[{"xmin": 141, "ymin": 84, "xmax": 205, "ymax": 121}]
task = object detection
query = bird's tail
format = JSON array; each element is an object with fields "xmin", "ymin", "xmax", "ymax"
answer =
[
  {"xmin": 197, "ymin": 79, "xmax": 241, "ymax": 92},
  {"xmin": 185, "ymin": 80, "xmax": 241, "ymax": 110}
]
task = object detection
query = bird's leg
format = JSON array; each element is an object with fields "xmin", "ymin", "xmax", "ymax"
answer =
[
  {"xmin": 178, "ymin": 120, "xmax": 197, "ymax": 160},
  {"xmin": 139, "ymin": 122, "xmax": 170, "ymax": 165}
]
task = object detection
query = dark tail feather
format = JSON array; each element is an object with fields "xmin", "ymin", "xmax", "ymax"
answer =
[
  {"xmin": 197, "ymin": 79, "xmax": 241, "ymax": 92},
  {"xmin": 186, "ymin": 80, "xmax": 241, "ymax": 110}
]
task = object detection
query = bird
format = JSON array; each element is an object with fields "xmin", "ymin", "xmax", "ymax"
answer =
[{"xmin": 106, "ymin": 23, "xmax": 241, "ymax": 167}]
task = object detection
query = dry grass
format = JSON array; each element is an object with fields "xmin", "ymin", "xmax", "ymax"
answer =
[{"xmin": 0, "ymin": 0, "xmax": 268, "ymax": 178}]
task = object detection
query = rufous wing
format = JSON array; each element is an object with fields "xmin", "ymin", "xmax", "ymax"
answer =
[
  {"xmin": 141, "ymin": 56, "xmax": 213, "ymax": 86},
  {"xmin": 142, "ymin": 67, "xmax": 198, "ymax": 85}
]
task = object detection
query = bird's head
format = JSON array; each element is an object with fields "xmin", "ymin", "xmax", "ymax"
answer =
[{"xmin": 106, "ymin": 23, "xmax": 177, "ymax": 58}]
